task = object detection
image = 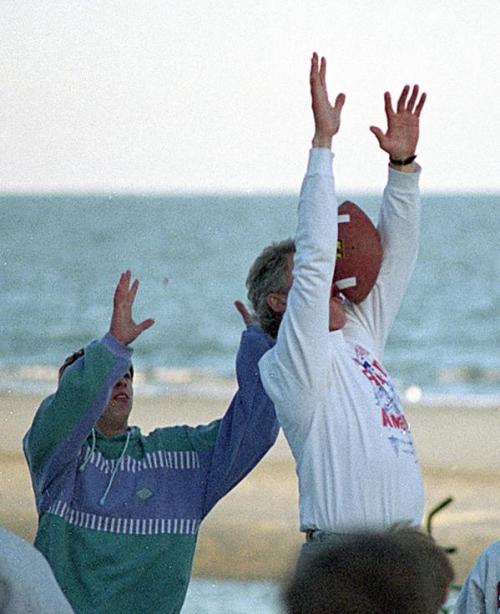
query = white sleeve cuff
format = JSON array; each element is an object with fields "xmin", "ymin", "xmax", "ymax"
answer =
[{"xmin": 307, "ymin": 148, "xmax": 334, "ymax": 175}]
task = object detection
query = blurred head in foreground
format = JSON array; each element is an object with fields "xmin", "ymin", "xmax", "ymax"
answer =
[{"xmin": 283, "ymin": 526, "xmax": 454, "ymax": 614}]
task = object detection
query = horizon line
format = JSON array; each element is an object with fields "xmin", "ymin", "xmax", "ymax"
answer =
[{"xmin": 0, "ymin": 187, "xmax": 499, "ymax": 198}]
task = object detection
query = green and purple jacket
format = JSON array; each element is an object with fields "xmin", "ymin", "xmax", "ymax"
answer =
[{"xmin": 23, "ymin": 328, "xmax": 278, "ymax": 614}]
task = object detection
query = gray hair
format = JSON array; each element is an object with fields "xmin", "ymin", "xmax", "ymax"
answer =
[{"xmin": 246, "ymin": 238, "xmax": 295, "ymax": 338}]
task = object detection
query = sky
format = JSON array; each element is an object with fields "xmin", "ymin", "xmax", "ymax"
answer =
[{"xmin": 1, "ymin": 0, "xmax": 499, "ymax": 193}]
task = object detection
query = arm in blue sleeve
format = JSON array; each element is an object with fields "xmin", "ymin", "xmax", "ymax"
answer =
[
  {"xmin": 23, "ymin": 333, "xmax": 132, "ymax": 494},
  {"xmin": 200, "ymin": 325, "xmax": 279, "ymax": 516}
]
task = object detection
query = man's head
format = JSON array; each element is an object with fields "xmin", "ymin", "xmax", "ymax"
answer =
[
  {"xmin": 59, "ymin": 349, "xmax": 134, "ymax": 436},
  {"xmin": 97, "ymin": 369, "xmax": 134, "ymax": 436},
  {"xmin": 246, "ymin": 239, "xmax": 295, "ymax": 338},
  {"xmin": 284, "ymin": 527, "xmax": 454, "ymax": 614},
  {"xmin": 246, "ymin": 239, "xmax": 346, "ymax": 337}
]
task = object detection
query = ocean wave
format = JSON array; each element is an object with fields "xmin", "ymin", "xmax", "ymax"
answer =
[
  {"xmin": 403, "ymin": 385, "xmax": 500, "ymax": 408},
  {"xmin": 1, "ymin": 366, "xmax": 499, "ymax": 407},
  {"xmin": 0, "ymin": 365, "xmax": 237, "ymax": 400},
  {"xmin": 3, "ymin": 193, "xmax": 500, "ymax": 408},
  {"xmin": 438, "ymin": 366, "xmax": 500, "ymax": 384}
]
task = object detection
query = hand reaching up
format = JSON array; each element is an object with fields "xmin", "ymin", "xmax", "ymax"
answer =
[
  {"xmin": 109, "ymin": 271, "xmax": 155, "ymax": 345},
  {"xmin": 234, "ymin": 301, "xmax": 253, "ymax": 327},
  {"xmin": 310, "ymin": 52, "xmax": 346, "ymax": 149},
  {"xmin": 370, "ymin": 85, "xmax": 426, "ymax": 161}
]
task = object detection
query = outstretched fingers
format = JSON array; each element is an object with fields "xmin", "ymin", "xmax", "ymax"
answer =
[
  {"xmin": 310, "ymin": 51, "xmax": 345, "ymax": 146},
  {"xmin": 368, "ymin": 124, "xmax": 384, "ymax": 144},
  {"xmin": 414, "ymin": 91, "xmax": 427, "ymax": 116},
  {"xmin": 370, "ymin": 83, "xmax": 427, "ymax": 157},
  {"xmin": 309, "ymin": 52, "xmax": 319, "ymax": 85},
  {"xmin": 234, "ymin": 300, "xmax": 253, "ymax": 326},
  {"xmin": 114, "ymin": 270, "xmax": 129, "ymax": 302},
  {"xmin": 395, "ymin": 84, "xmax": 426, "ymax": 116},
  {"xmin": 116, "ymin": 274, "xmax": 143, "ymax": 311},
  {"xmin": 406, "ymin": 85, "xmax": 419, "ymax": 113},
  {"xmin": 319, "ymin": 55, "xmax": 327, "ymax": 88},
  {"xmin": 129, "ymin": 278, "xmax": 140, "ymax": 304},
  {"xmin": 383, "ymin": 91, "xmax": 394, "ymax": 122},
  {"xmin": 110, "ymin": 270, "xmax": 155, "ymax": 345},
  {"xmin": 310, "ymin": 53, "xmax": 326, "ymax": 97},
  {"xmin": 334, "ymin": 92, "xmax": 346, "ymax": 113},
  {"xmin": 396, "ymin": 85, "xmax": 410, "ymax": 113},
  {"xmin": 136, "ymin": 317, "xmax": 156, "ymax": 334}
]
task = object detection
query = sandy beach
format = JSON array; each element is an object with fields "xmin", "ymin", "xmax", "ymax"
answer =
[{"xmin": 1, "ymin": 390, "xmax": 499, "ymax": 583}]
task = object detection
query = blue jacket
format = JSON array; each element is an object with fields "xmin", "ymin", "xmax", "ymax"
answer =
[{"xmin": 24, "ymin": 326, "xmax": 278, "ymax": 614}]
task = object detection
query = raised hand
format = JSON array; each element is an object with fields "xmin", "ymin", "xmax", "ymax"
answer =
[
  {"xmin": 109, "ymin": 271, "xmax": 155, "ymax": 345},
  {"xmin": 310, "ymin": 52, "xmax": 346, "ymax": 149},
  {"xmin": 369, "ymin": 85, "xmax": 426, "ymax": 161},
  {"xmin": 234, "ymin": 300, "xmax": 253, "ymax": 327}
]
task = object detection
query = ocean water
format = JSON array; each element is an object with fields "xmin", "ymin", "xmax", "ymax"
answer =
[{"xmin": 1, "ymin": 191, "xmax": 499, "ymax": 402}]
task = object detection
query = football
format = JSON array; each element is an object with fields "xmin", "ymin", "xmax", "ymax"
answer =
[{"xmin": 333, "ymin": 201, "xmax": 383, "ymax": 304}]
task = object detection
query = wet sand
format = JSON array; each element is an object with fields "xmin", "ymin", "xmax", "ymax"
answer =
[{"xmin": 1, "ymin": 391, "xmax": 498, "ymax": 582}]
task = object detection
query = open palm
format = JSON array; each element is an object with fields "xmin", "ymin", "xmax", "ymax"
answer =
[
  {"xmin": 310, "ymin": 53, "xmax": 345, "ymax": 148},
  {"xmin": 370, "ymin": 85, "xmax": 426, "ymax": 160},
  {"xmin": 109, "ymin": 271, "xmax": 155, "ymax": 345}
]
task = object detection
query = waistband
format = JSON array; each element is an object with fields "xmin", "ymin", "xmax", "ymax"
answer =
[{"xmin": 305, "ymin": 529, "xmax": 355, "ymax": 543}]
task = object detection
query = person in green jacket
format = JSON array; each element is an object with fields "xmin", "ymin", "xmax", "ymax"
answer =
[{"xmin": 24, "ymin": 271, "xmax": 278, "ymax": 613}]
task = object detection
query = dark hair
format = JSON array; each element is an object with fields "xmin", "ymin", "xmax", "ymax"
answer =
[
  {"xmin": 246, "ymin": 238, "xmax": 295, "ymax": 338},
  {"xmin": 58, "ymin": 348, "xmax": 134, "ymax": 383},
  {"xmin": 284, "ymin": 527, "xmax": 454, "ymax": 614}
]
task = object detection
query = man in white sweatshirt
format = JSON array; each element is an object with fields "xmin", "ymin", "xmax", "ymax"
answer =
[{"xmin": 245, "ymin": 53, "xmax": 427, "ymax": 560}]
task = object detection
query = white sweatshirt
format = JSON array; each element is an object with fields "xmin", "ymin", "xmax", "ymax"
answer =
[
  {"xmin": 0, "ymin": 528, "xmax": 73, "ymax": 613},
  {"xmin": 259, "ymin": 148, "xmax": 424, "ymax": 533},
  {"xmin": 454, "ymin": 541, "xmax": 500, "ymax": 614}
]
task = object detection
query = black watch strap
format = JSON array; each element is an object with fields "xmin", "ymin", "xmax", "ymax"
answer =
[{"xmin": 389, "ymin": 154, "xmax": 417, "ymax": 166}]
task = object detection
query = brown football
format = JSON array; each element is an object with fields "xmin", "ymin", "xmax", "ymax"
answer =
[{"xmin": 333, "ymin": 201, "xmax": 383, "ymax": 304}]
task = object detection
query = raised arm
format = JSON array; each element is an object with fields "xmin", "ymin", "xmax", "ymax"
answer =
[
  {"xmin": 349, "ymin": 86, "xmax": 427, "ymax": 353},
  {"xmin": 110, "ymin": 270, "xmax": 155, "ymax": 344},
  {"xmin": 311, "ymin": 53, "xmax": 345, "ymax": 149},
  {"xmin": 370, "ymin": 84, "xmax": 426, "ymax": 173},
  {"xmin": 24, "ymin": 271, "xmax": 153, "ymax": 491},
  {"xmin": 201, "ymin": 317, "xmax": 278, "ymax": 516},
  {"xmin": 259, "ymin": 54, "xmax": 344, "ymax": 403}
]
